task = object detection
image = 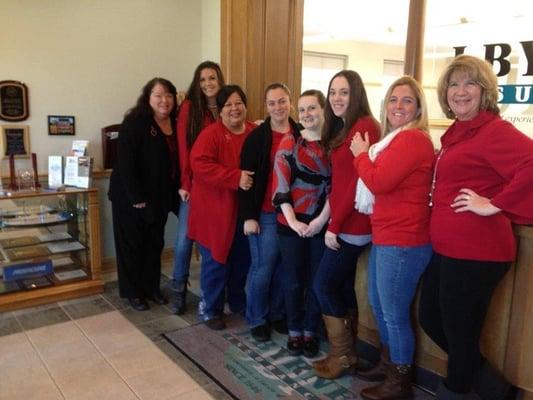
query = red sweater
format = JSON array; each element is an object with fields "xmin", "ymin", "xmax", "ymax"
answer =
[
  {"xmin": 176, "ymin": 99, "xmax": 216, "ymax": 192},
  {"xmin": 430, "ymin": 111, "xmax": 533, "ymax": 261},
  {"xmin": 328, "ymin": 116, "xmax": 381, "ymax": 235},
  {"xmin": 188, "ymin": 120, "xmax": 256, "ymax": 264},
  {"xmin": 353, "ymin": 129, "xmax": 434, "ymax": 246}
]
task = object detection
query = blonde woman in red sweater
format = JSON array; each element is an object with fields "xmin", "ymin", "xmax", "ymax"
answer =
[{"xmin": 351, "ymin": 76, "xmax": 434, "ymax": 400}]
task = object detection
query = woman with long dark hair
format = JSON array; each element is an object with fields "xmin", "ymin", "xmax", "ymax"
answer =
[
  {"xmin": 109, "ymin": 77, "xmax": 179, "ymax": 311},
  {"xmin": 170, "ymin": 61, "xmax": 225, "ymax": 314},
  {"xmin": 312, "ymin": 70, "xmax": 380, "ymax": 379}
]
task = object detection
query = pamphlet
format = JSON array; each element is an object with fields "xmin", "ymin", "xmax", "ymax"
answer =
[
  {"xmin": 64, "ymin": 156, "xmax": 92, "ymax": 188},
  {"xmin": 46, "ymin": 241, "xmax": 85, "ymax": 254},
  {"xmin": 71, "ymin": 140, "xmax": 89, "ymax": 157},
  {"xmin": 48, "ymin": 155, "xmax": 63, "ymax": 188},
  {"xmin": 54, "ymin": 269, "xmax": 87, "ymax": 281}
]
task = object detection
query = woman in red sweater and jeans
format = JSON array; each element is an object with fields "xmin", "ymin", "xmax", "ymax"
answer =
[
  {"xmin": 351, "ymin": 76, "xmax": 434, "ymax": 400},
  {"xmin": 418, "ymin": 55, "xmax": 533, "ymax": 400},
  {"xmin": 312, "ymin": 70, "xmax": 380, "ymax": 379}
]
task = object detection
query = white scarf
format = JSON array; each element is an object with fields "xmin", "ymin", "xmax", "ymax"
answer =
[{"xmin": 354, "ymin": 125, "xmax": 409, "ymax": 214}]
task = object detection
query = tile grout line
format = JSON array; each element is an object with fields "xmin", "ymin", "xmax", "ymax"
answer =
[
  {"xmin": 67, "ymin": 310, "xmax": 143, "ymax": 400},
  {"xmin": 22, "ymin": 325, "xmax": 68, "ymax": 400}
]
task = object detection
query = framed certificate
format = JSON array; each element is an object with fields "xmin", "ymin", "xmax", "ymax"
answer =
[{"xmin": 0, "ymin": 125, "xmax": 30, "ymax": 158}]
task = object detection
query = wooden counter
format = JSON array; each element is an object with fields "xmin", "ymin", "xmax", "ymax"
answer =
[{"xmin": 354, "ymin": 225, "xmax": 533, "ymax": 394}]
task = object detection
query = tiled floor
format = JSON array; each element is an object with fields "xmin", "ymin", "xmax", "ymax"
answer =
[{"xmin": 0, "ymin": 261, "xmax": 233, "ymax": 400}]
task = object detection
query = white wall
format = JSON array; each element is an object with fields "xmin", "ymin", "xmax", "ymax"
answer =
[
  {"xmin": 0, "ymin": 0, "xmax": 209, "ymax": 171},
  {"xmin": 201, "ymin": 0, "xmax": 221, "ymax": 62},
  {"xmin": 0, "ymin": 0, "xmax": 220, "ymax": 258}
]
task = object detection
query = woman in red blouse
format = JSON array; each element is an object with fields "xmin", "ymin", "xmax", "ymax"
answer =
[
  {"xmin": 351, "ymin": 76, "xmax": 434, "ymax": 399},
  {"xmin": 312, "ymin": 70, "xmax": 381, "ymax": 379},
  {"xmin": 170, "ymin": 61, "xmax": 225, "ymax": 315},
  {"xmin": 419, "ymin": 55, "xmax": 533, "ymax": 400}
]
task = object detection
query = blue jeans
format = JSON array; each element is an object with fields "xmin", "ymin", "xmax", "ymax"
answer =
[
  {"xmin": 278, "ymin": 233, "xmax": 324, "ymax": 337},
  {"xmin": 197, "ymin": 227, "xmax": 250, "ymax": 321},
  {"xmin": 314, "ymin": 239, "xmax": 367, "ymax": 317},
  {"xmin": 245, "ymin": 212, "xmax": 285, "ymax": 328},
  {"xmin": 368, "ymin": 243, "xmax": 432, "ymax": 365},
  {"xmin": 171, "ymin": 200, "xmax": 194, "ymax": 285}
]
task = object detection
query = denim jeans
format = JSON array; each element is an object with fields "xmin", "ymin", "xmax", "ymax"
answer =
[
  {"xmin": 314, "ymin": 239, "xmax": 367, "ymax": 317},
  {"xmin": 245, "ymin": 212, "xmax": 285, "ymax": 328},
  {"xmin": 418, "ymin": 253, "xmax": 510, "ymax": 393},
  {"xmin": 278, "ymin": 233, "xmax": 324, "ymax": 337},
  {"xmin": 197, "ymin": 227, "xmax": 250, "ymax": 321},
  {"xmin": 171, "ymin": 200, "xmax": 194, "ymax": 285},
  {"xmin": 368, "ymin": 243, "xmax": 432, "ymax": 365}
]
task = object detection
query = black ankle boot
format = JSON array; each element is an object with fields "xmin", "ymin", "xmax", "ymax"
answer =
[
  {"xmin": 473, "ymin": 359, "xmax": 515, "ymax": 400},
  {"xmin": 170, "ymin": 280, "xmax": 188, "ymax": 315}
]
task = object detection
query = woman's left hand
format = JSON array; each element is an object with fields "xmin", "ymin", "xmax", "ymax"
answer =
[
  {"xmin": 451, "ymin": 188, "xmax": 501, "ymax": 216},
  {"xmin": 350, "ymin": 131, "xmax": 370, "ymax": 157}
]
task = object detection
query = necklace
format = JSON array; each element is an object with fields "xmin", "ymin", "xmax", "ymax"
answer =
[{"xmin": 429, "ymin": 147, "xmax": 446, "ymax": 207}]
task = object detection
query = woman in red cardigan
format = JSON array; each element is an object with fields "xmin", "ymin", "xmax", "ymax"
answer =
[
  {"xmin": 188, "ymin": 85, "xmax": 256, "ymax": 330},
  {"xmin": 418, "ymin": 55, "xmax": 533, "ymax": 400},
  {"xmin": 312, "ymin": 70, "xmax": 381, "ymax": 379},
  {"xmin": 170, "ymin": 61, "xmax": 225, "ymax": 315},
  {"xmin": 351, "ymin": 76, "xmax": 434, "ymax": 400}
]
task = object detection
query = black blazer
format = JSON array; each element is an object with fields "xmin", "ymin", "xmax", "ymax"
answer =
[
  {"xmin": 238, "ymin": 117, "xmax": 301, "ymax": 221},
  {"xmin": 108, "ymin": 114, "xmax": 179, "ymax": 219}
]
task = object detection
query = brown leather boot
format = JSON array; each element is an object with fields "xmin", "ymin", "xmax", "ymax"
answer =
[
  {"xmin": 360, "ymin": 363, "xmax": 413, "ymax": 400},
  {"xmin": 357, "ymin": 346, "xmax": 390, "ymax": 381},
  {"xmin": 314, "ymin": 308, "xmax": 359, "ymax": 370},
  {"xmin": 312, "ymin": 315, "xmax": 357, "ymax": 379}
]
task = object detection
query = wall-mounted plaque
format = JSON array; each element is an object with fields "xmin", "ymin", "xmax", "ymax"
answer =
[
  {"xmin": 0, "ymin": 81, "xmax": 29, "ymax": 122},
  {"xmin": 48, "ymin": 115, "xmax": 75, "ymax": 135},
  {"xmin": 0, "ymin": 125, "xmax": 30, "ymax": 158}
]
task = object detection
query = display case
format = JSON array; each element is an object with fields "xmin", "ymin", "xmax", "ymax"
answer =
[{"xmin": 0, "ymin": 187, "xmax": 103, "ymax": 311}]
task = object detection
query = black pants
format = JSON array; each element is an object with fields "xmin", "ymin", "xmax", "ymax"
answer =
[
  {"xmin": 418, "ymin": 253, "xmax": 510, "ymax": 393},
  {"xmin": 112, "ymin": 202, "xmax": 168, "ymax": 299}
]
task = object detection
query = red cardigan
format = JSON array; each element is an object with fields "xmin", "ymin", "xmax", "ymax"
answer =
[
  {"xmin": 176, "ymin": 99, "xmax": 216, "ymax": 192},
  {"xmin": 188, "ymin": 120, "xmax": 256, "ymax": 264},
  {"xmin": 430, "ymin": 111, "xmax": 533, "ymax": 261},
  {"xmin": 353, "ymin": 128, "xmax": 434, "ymax": 246},
  {"xmin": 327, "ymin": 116, "xmax": 381, "ymax": 235}
]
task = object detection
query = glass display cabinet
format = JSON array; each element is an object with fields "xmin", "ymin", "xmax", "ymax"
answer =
[{"xmin": 0, "ymin": 187, "xmax": 103, "ymax": 311}]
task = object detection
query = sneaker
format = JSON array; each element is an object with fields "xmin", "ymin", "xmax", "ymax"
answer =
[
  {"xmin": 303, "ymin": 336, "xmax": 319, "ymax": 358},
  {"xmin": 271, "ymin": 319, "xmax": 288, "ymax": 334},
  {"xmin": 287, "ymin": 336, "xmax": 303, "ymax": 356},
  {"xmin": 251, "ymin": 324, "xmax": 271, "ymax": 342},
  {"xmin": 204, "ymin": 317, "xmax": 226, "ymax": 331}
]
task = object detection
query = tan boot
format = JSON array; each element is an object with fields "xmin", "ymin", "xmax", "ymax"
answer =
[
  {"xmin": 312, "ymin": 315, "xmax": 357, "ymax": 379},
  {"xmin": 360, "ymin": 363, "xmax": 413, "ymax": 400},
  {"xmin": 314, "ymin": 308, "xmax": 359, "ymax": 370},
  {"xmin": 357, "ymin": 346, "xmax": 390, "ymax": 381}
]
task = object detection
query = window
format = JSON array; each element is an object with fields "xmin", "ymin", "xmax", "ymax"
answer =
[{"xmin": 301, "ymin": 51, "xmax": 347, "ymax": 96}]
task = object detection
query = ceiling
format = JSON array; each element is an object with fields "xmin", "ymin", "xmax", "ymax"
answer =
[{"xmin": 303, "ymin": 0, "xmax": 532, "ymax": 47}]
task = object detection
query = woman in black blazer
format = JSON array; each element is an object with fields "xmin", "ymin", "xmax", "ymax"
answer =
[{"xmin": 108, "ymin": 77, "xmax": 179, "ymax": 311}]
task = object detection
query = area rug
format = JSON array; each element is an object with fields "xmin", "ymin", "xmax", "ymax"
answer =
[{"xmin": 164, "ymin": 314, "xmax": 433, "ymax": 400}]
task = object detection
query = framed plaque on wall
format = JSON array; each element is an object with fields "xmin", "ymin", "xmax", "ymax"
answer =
[
  {"xmin": 0, "ymin": 81, "xmax": 29, "ymax": 122},
  {"xmin": 0, "ymin": 125, "xmax": 30, "ymax": 158}
]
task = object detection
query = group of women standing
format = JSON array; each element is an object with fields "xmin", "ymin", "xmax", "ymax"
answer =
[{"xmin": 109, "ymin": 54, "xmax": 533, "ymax": 400}]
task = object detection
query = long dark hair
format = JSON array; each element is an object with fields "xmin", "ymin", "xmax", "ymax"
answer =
[
  {"xmin": 186, "ymin": 61, "xmax": 225, "ymax": 149},
  {"xmin": 126, "ymin": 77, "xmax": 178, "ymax": 121},
  {"xmin": 321, "ymin": 70, "xmax": 374, "ymax": 152}
]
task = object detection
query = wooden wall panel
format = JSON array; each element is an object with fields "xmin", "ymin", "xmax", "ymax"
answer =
[{"xmin": 221, "ymin": 0, "xmax": 303, "ymax": 121}]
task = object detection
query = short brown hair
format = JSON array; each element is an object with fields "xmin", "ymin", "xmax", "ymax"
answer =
[{"xmin": 437, "ymin": 55, "xmax": 500, "ymax": 119}]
